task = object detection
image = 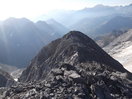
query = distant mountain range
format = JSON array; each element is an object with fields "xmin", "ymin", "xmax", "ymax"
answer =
[
  {"xmin": 70, "ymin": 15, "xmax": 132, "ymax": 37},
  {"xmin": 0, "ymin": 17, "xmax": 69, "ymax": 68},
  {"xmin": 1, "ymin": 3, "xmax": 132, "ymax": 69},
  {"xmin": 40, "ymin": 4, "xmax": 132, "ymax": 37},
  {"xmin": 46, "ymin": 4, "xmax": 132, "ymax": 26},
  {"xmin": 93, "ymin": 16, "xmax": 132, "ymax": 35}
]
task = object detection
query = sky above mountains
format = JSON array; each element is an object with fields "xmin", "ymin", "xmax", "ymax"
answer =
[{"xmin": 0, "ymin": 0, "xmax": 132, "ymax": 21}]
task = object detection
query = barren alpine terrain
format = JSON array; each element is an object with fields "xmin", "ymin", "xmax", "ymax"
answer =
[{"xmin": 104, "ymin": 29, "xmax": 132, "ymax": 72}]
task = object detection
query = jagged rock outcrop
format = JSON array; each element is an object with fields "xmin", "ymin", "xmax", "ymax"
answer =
[
  {"xmin": 5, "ymin": 64, "xmax": 132, "ymax": 99},
  {"xmin": 4, "ymin": 31, "xmax": 132, "ymax": 99},
  {"xmin": 0, "ymin": 69, "xmax": 15, "ymax": 87}
]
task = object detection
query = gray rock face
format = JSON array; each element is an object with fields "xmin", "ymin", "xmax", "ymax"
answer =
[
  {"xmin": 103, "ymin": 29, "xmax": 132, "ymax": 72},
  {"xmin": 19, "ymin": 31, "xmax": 127, "ymax": 82},
  {"xmin": 0, "ymin": 69, "xmax": 15, "ymax": 87},
  {"xmin": 3, "ymin": 31, "xmax": 132, "ymax": 99}
]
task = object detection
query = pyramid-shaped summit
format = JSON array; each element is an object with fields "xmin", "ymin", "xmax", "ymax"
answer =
[
  {"xmin": 5, "ymin": 31, "xmax": 132, "ymax": 99},
  {"xmin": 19, "ymin": 31, "xmax": 128, "ymax": 82}
]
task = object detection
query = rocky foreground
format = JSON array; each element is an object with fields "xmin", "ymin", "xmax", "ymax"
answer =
[{"xmin": 3, "ymin": 31, "xmax": 132, "ymax": 99}]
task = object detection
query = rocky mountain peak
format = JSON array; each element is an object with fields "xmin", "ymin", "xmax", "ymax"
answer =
[
  {"xmin": 62, "ymin": 31, "xmax": 94, "ymax": 44},
  {"xmin": 63, "ymin": 31, "xmax": 88, "ymax": 38},
  {"xmin": 4, "ymin": 31, "xmax": 132, "ymax": 99},
  {"xmin": 19, "ymin": 31, "xmax": 128, "ymax": 82}
]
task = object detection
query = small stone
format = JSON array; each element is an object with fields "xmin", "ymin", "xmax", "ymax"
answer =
[
  {"xmin": 51, "ymin": 69, "xmax": 63, "ymax": 76},
  {"xmin": 73, "ymin": 95, "xmax": 80, "ymax": 99},
  {"xmin": 25, "ymin": 89, "xmax": 37, "ymax": 97},
  {"xmin": 45, "ymin": 83, "xmax": 51, "ymax": 87},
  {"xmin": 14, "ymin": 87, "xmax": 24, "ymax": 93},
  {"xmin": 50, "ymin": 93, "xmax": 54, "ymax": 96},
  {"xmin": 61, "ymin": 64, "xmax": 76, "ymax": 71},
  {"xmin": 69, "ymin": 72, "xmax": 80, "ymax": 79}
]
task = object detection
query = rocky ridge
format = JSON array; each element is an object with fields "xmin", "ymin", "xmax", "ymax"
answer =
[
  {"xmin": 19, "ymin": 31, "xmax": 128, "ymax": 82},
  {"xmin": 3, "ymin": 31, "xmax": 132, "ymax": 99}
]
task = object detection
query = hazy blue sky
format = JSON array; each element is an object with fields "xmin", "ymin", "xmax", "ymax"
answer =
[{"xmin": 0, "ymin": 0, "xmax": 132, "ymax": 20}]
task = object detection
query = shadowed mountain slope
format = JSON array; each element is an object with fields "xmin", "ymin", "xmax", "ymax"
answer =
[{"xmin": 0, "ymin": 18, "xmax": 68, "ymax": 67}]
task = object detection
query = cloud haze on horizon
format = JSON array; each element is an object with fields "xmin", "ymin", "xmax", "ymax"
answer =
[{"xmin": 0, "ymin": 0, "xmax": 132, "ymax": 21}]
